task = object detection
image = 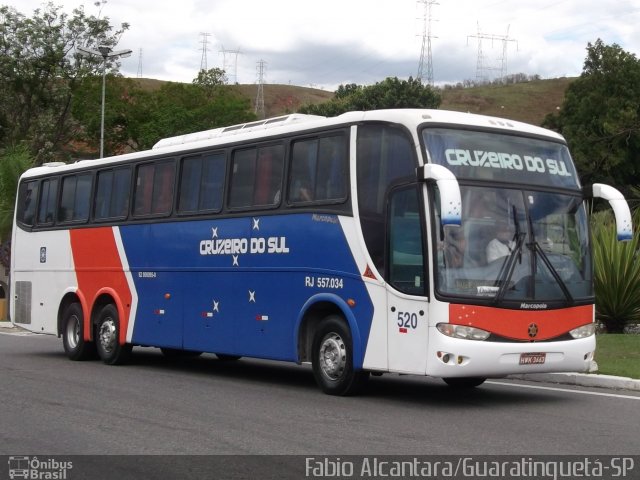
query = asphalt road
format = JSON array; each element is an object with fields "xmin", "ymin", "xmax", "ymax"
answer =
[{"xmin": 1, "ymin": 330, "xmax": 639, "ymax": 477}]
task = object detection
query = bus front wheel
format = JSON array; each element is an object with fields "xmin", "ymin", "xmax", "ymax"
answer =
[
  {"xmin": 311, "ymin": 316, "xmax": 368, "ymax": 396},
  {"xmin": 62, "ymin": 302, "xmax": 96, "ymax": 361},
  {"xmin": 95, "ymin": 304, "xmax": 132, "ymax": 365}
]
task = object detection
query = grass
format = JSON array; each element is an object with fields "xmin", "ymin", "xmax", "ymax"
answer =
[
  {"xmin": 595, "ymin": 334, "xmax": 640, "ymax": 379},
  {"xmin": 440, "ymin": 77, "xmax": 574, "ymax": 126}
]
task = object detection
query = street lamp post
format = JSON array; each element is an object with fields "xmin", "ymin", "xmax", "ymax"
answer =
[{"xmin": 77, "ymin": 45, "xmax": 132, "ymax": 158}]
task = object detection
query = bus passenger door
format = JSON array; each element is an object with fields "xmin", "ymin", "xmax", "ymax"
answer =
[{"xmin": 386, "ymin": 186, "xmax": 429, "ymax": 374}]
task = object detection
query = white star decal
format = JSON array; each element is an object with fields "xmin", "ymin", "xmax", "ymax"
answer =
[
  {"xmin": 211, "ymin": 227, "xmax": 218, "ymax": 238},
  {"xmin": 252, "ymin": 218, "xmax": 260, "ymax": 230},
  {"xmin": 232, "ymin": 255, "xmax": 239, "ymax": 266},
  {"xmin": 249, "ymin": 290, "xmax": 256, "ymax": 303},
  {"xmin": 213, "ymin": 300, "xmax": 220, "ymax": 313}
]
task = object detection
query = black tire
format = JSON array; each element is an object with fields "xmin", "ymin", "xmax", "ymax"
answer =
[
  {"xmin": 161, "ymin": 347, "xmax": 203, "ymax": 358},
  {"xmin": 62, "ymin": 302, "xmax": 96, "ymax": 361},
  {"xmin": 311, "ymin": 315, "xmax": 369, "ymax": 396},
  {"xmin": 215, "ymin": 353, "xmax": 242, "ymax": 361},
  {"xmin": 443, "ymin": 377, "xmax": 487, "ymax": 388},
  {"xmin": 95, "ymin": 304, "xmax": 132, "ymax": 365}
]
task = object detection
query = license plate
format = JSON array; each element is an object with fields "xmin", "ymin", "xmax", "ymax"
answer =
[{"xmin": 519, "ymin": 352, "xmax": 546, "ymax": 365}]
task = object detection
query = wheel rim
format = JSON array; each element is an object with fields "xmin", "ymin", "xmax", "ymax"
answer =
[
  {"xmin": 98, "ymin": 318, "xmax": 117, "ymax": 354},
  {"xmin": 319, "ymin": 332, "xmax": 346, "ymax": 381},
  {"xmin": 65, "ymin": 314, "xmax": 80, "ymax": 349}
]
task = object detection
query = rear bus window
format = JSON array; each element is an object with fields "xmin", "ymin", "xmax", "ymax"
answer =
[{"xmin": 17, "ymin": 181, "xmax": 39, "ymax": 227}]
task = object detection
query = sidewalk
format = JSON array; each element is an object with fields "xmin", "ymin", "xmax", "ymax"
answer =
[{"xmin": 1, "ymin": 320, "xmax": 639, "ymax": 391}]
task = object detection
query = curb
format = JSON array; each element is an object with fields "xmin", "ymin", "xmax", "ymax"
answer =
[
  {"xmin": 2, "ymin": 320, "xmax": 639, "ymax": 392},
  {"xmin": 507, "ymin": 372, "xmax": 640, "ymax": 391}
]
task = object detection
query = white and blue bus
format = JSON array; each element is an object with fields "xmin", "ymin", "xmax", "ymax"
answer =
[{"xmin": 10, "ymin": 109, "xmax": 632, "ymax": 395}]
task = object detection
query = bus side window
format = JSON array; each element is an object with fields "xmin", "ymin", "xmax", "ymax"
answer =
[
  {"xmin": 254, "ymin": 144, "xmax": 284, "ymax": 206},
  {"xmin": 317, "ymin": 136, "xmax": 347, "ymax": 201},
  {"xmin": 229, "ymin": 145, "xmax": 283, "ymax": 208},
  {"xmin": 229, "ymin": 148, "xmax": 256, "ymax": 208},
  {"xmin": 289, "ymin": 139, "xmax": 317, "ymax": 203},
  {"xmin": 289, "ymin": 135, "xmax": 347, "ymax": 205},
  {"xmin": 17, "ymin": 181, "xmax": 39, "ymax": 227},
  {"xmin": 37, "ymin": 178, "xmax": 58, "ymax": 226},
  {"xmin": 199, "ymin": 153, "xmax": 225, "ymax": 212},
  {"xmin": 134, "ymin": 160, "xmax": 175, "ymax": 217},
  {"xmin": 151, "ymin": 161, "xmax": 175, "ymax": 215},
  {"xmin": 59, "ymin": 173, "xmax": 92, "ymax": 223},
  {"xmin": 95, "ymin": 168, "xmax": 131, "ymax": 221}
]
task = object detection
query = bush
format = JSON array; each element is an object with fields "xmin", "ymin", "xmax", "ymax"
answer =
[{"xmin": 592, "ymin": 209, "xmax": 640, "ymax": 332}]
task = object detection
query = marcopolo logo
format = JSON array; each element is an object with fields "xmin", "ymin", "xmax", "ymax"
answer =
[{"xmin": 8, "ymin": 456, "xmax": 73, "ymax": 480}]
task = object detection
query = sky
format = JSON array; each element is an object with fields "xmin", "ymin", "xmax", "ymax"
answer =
[{"xmin": 12, "ymin": 0, "xmax": 640, "ymax": 90}]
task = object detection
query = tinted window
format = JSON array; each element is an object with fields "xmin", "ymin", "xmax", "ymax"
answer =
[
  {"xmin": 229, "ymin": 144, "xmax": 284, "ymax": 208},
  {"xmin": 389, "ymin": 187, "xmax": 425, "ymax": 295},
  {"xmin": 59, "ymin": 173, "xmax": 92, "ymax": 223},
  {"xmin": 37, "ymin": 178, "xmax": 58, "ymax": 226},
  {"xmin": 357, "ymin": 124, "xmax": 416, "ymax": 273},
  {"xmin": 95, "ymin": 167, "xmax": 131, "ymax": 220},
  {"xmin": 178, "ymin": 152, "xmax": 225, "ymax": 214},
  {"xmin": 289, "ymin": 135, "xmax": 347, "ymax": 204},
  {"xmin": 133, "ymin": 160, "xmax": 175, "ymax": 217},
  {"xmin": 17, "ymin": 181, "xmax": 38, "ymax": 226}
]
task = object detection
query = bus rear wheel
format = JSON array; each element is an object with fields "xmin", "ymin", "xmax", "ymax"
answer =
[
  {"xmin": 443, "ymin": 377, "xmax": 486, "ymax": 388},
  {"xmin": 95, "ymin": 304, "xmax": 132, "ymax": 365},
  {"xmin": 62, "ymin": 302, "xmax": 96, "ymax": 361},
  {"xmin": 311, "ymin": 315, "xmax": 368, "ymax": 396}
]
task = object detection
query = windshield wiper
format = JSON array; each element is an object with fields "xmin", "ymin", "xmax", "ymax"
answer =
[
  {"xmin": 526, "ymin": 215, "xmax": 574, "ymax": 304},
  {"xmin": 493, "ymin": 206, "xmax": 526, "ymax": 305}
]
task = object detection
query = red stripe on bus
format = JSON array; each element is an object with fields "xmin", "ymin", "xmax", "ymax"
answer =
[
  {"xmin": 448, "ymin": 304, "xmax": 593, "ymax": 341},
  {"xmin": 70, "ymin": 228, "xmax": 132, "ymax": 344}
]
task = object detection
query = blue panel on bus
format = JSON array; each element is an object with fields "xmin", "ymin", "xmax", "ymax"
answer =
[{"xmin": 118, "ymin": 214, "xmax": 374, "ymax": 365}]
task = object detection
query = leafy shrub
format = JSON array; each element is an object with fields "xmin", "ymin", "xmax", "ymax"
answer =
[{"xmin": 592, "ymin": 209, "xmax": 640, "ymax": 332}]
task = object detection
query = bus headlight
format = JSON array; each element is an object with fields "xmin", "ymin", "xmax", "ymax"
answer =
[
  {"xmin": 569, "ymin": 323, "xmax": 596, "ymax": 339},
  {"xmin": 437, "ymin": 323, "xmax": 490, "ymax": 341}
]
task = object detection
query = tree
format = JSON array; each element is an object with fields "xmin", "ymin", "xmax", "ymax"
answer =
[
  {"xmin": 71, "ymin": 75, "xmax": 142, "ymax": 156},
  {"xmin": 542, "ymin": 39, "xmax": 640, "ymax": 191},
  {"xmin": 192, "ymin": 68, "xmax": 228, "ymax": 99},
  {"xmin": 299, "ymin": 77, "xmax": 441, "ymax": 116},
  {"xmin": 126, "ymin": 81, "xmax": 256, "ymax": 151},
  {"xmin": 0, "ymin": 3, "xmax": 129, "ymax": 163},
  {"xmin": 0, "ymin": 146, "xmax": 33, "ymax": 268}
]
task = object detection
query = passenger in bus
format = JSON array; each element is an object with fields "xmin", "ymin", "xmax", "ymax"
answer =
[
  {"xmin": 486, "ymin": 221, "xmax": 515, "ymax": 263},
  {"xmin": 443, "ymin": 226, "xmax": 466, "ymax": 268}
]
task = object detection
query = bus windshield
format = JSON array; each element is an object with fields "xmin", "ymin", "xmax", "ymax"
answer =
[{"xmin": 422, "ymin": 127, "xmax": 592, "ymax": 305}]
